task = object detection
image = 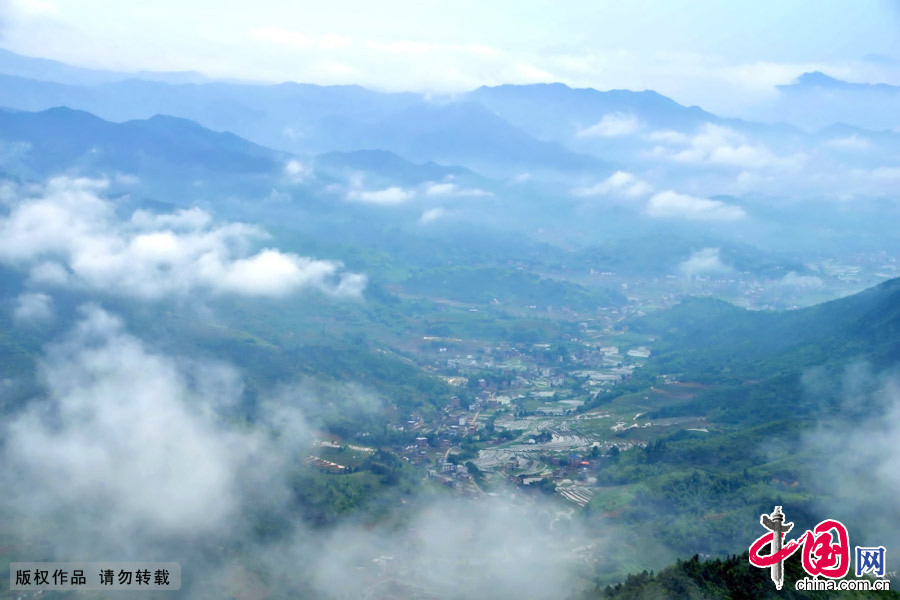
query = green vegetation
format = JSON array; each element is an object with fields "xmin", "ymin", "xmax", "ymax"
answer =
[
  {"xmin": 632, "ymin": 277, "xmax": 900, "ymax": 380},
  {"xmin": 583, "ymin": 420, "xmax": 817, "ymax": 558},
  {"xmin": 289, "ymin": 450, "xmax": 420, "ymax": 527},
  {"xmin": 570, "ymin": 279, "xmax": 900, "ymax": 570}
]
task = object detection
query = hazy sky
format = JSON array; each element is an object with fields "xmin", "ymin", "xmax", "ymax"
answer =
[{"xmin": 1, "ymin": 0, "xmax": 899, "ymax": 114}]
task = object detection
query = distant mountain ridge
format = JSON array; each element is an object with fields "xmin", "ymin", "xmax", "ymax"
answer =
[
  {"xmin": 3, "ymin": 48, "xmax": 900, "ymax": 171},
  {"xmin": 0, "ymin": 106, "xmax": 285, "ymax": 179},
  {"xmin": 782, "ymin": 70, "xmax": 900, "ymax": 93},
  {"xmin": 0, "ymin": 59, "xmax": 610, "ymax": 176},
  {"xmin": 467, "ymin": 82, "xmax": 716, "ymax": 140},
  {"xmin": 766, "ymin": 70, "xmax": 900, "ymax": 130},
  {"xmin": 4, "ymin": 47, "xmax": 900, "ymax": 139},
  {"xmin": 0, "ymin": 47, "xmax": 213, "ymax": 85}
]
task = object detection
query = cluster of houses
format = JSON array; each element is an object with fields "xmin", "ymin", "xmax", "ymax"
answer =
[
  {"xmin": 427, "ymin": 461, "xmax": 474, "ymax": 490},
  {"xmin": 305, "ymin": 455, "xmax": 348, "ymax": 474}
]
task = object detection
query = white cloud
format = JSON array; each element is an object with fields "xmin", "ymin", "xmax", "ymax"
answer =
[
  {"xmin": 0, "ymin": 305, "xmax": 611, "ymax": 595},
  {"xmin": 645, "ymin": 190, "xmax": 746, "ymax": 221},
  {"xmin": 217, "ymin": 249, "xmax": 365, "ymax": 297},
  {"xmin": 307, "ymin": 496, "xmax": 597, "ymax": 600},
  {"xmin": 4, "ymin": 307, "xmax": 254, "ymax": 536},
  {"xmin": 577, "ymin": 113, "xmax": 641, "ymax": 138},
  {"xmin": 345, "ymin": 179, "xmax": 489, "ymax": 205},
  {"xmin": 571, "ymin": 170, "xmax": 653, "ymax": 198},
  {"xmin": 645, "ymin": 130, "xmax": 691, "ymax": 144},
  {"xmin": 346, "ymin": 185, "xmax": 414, "ymax": 205},
  {"xmin": 424, "ymin": 182, "xmax": 459, "ymax": 197},
  {"xmin": 419, "ymin": 207, "xmax": 448, "ymax": 224},
  {"xmin": 130, "ymin": 205, "xmax": 213, "ymax": 230},
  {"xmin": 284, "ymin": 159, "xmax": 311, "ymax": 181},
  {"xmin": 0, "ymin": 177, "xmax": 366, "ymax": 300},
  {"xmin": 823, "ymin": 134, "xmax": 874, "ymax": 152},
  {"xmin": 800, "ymin": 366, "xmax": 900, "ymax": 554},
  {"xmin": 13, "ymin": 292, "xmax": 54, "ymax": 324},
  {"xmin": 678, "ymin": 248, "xmax": 730, "ymax": 277},
  {"xmin": 648, "ymin": 123, "xmax": 802, "ymax": 170},
  {"xmin": 423, "ymin": 181, "xmax": 491, "ymax": 197},
  {"xmin": 1, "ymin": 306, "xmax": 312, "ymax": 548}
]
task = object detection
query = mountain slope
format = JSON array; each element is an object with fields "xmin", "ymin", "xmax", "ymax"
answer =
[
  {"xmin": 768, "ymin": 71, "xmax": 900, "ymax": 130},
  {"xmin": 0, "ymin": 106, "xmax": 286, "ymax": 179},
  {"xmin": 359, "ymin": 101, "xmax": 609, "ymax": 175},
  {"xmin": 468, "ymin": 82, "xmax": 716, "ymax": 141},
  {"xmin": 633, "ymin": 276, "xmax": 900, "ymax": 379},
  {"xmin": 565, "ymin": 277, "xmax": 900, "ymax": 568},
  {"xmin": 0, "ymin": 72, "xmax": 608, "ymax": 176},
  {"xmin": 0, "ymin": 72, "xmax": 418, "ymax": 148},
  {"xmin": 0, "ymin": 47, "xmax": 210, "ymax": 85}
]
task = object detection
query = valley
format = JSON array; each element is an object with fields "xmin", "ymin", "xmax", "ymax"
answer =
[{"xmin": 1, "ymin": 16, "xmax": 900, "ymax": 596}]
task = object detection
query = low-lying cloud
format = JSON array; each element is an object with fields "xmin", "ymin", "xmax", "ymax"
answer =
[
  {"xmin": 346, "ymin": 185, "xmax": 415, "ymax": 205},
  {"xmin": 647, "ymin": 123, "xmax": 803, "ymax": 170},
  {"xmin": 571, "ymin": 170, "xmax": 653, "ymax": 198},
  {"xmin": 305, "ymin": 497, "xmax": 597, "ymax": 599},
  {"xmin": 284, "ymin": 158, "xmax": 312, "ymax": 181},
  {"xmin": 645, "ymin": 190, "xmax": 746, "ymax": 221},
  {"xmin": 823, "ymin": 134, "xmax": 874, "ymax": 152},
  {"xmin": 678, "ymin": 248, "xmax": 731, "ymax": 276},
  {"xmin": 423, "ymin": 181, "xmax": 491, "ymax": 197},
  {"xmin": 801, "ymin": 364, "xmax": 900, "ymax": 554},
  {"xmin": 13, "ymin": 291, "xmax": 54, "ymax": 324},
  {"xmin": 577, "ymin": 113, "xmax": 641, "ymax": 138},
  {"xmin": 345, "ymin": 179, "xmax": 490, "ymax": 206},
  {"xmin": 0, "ymin": 177, "xmax": 366, "ymax": 300},
  {"xmin": 0, "ymin": 307, "xmax": 604, "ymax": 598},
  {"xmin": 1, "ymin": 306, "xmax": 307, "ymax": 549},
  {"xmin": 420, "ymin": 206, "xmax": 449, "ymax": 223}
]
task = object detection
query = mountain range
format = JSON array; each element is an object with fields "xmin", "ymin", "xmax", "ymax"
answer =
[
  {"xmin": 2, "ymin": 46, "xmax": 900, "ymax": 599},
  {"xmin": 3, "ymin": 49, "xmax": 899, "ymax": 182}
]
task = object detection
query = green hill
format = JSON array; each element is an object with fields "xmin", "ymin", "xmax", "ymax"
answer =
[
  {"xmin": 633, "ymin": 277, "xmax": 900, "ymax": 379},
  {"xmin": 577, "ymin": 278, "xmax": 900, "ymax": 566}
]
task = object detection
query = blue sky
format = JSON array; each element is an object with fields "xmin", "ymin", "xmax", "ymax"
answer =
[{"xmin": 1, "ymin": 0, "xmax": 898, "ymax": 115}]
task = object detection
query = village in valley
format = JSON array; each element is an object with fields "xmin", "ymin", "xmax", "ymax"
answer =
[
  {"xmin": 301, "ymin": 249, "xmax": 900, "ymax": 513},
  {"xmin": 299, "ymin": 250, "xmax": 900, "ymax": 515},
  {"xmin": 305, "ymin": 313, "xmax": 712, "ymax": 511}
]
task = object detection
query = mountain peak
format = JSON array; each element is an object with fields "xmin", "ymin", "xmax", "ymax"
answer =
[
  {"xmin": 784, "ymin": 71, "xmax": 900, "ymax": 93},
  {"xmin": 793, "ymin": 71, "xmax": 844, "ymax": 87}
]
